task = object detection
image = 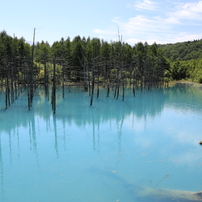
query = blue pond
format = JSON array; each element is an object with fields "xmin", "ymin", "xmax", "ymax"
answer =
[{"xmin": 0, "ymin": 84, "xmax": 202, "ymax": 201}]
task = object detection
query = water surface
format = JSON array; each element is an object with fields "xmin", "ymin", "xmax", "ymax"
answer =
[{"xmin": 0, "ymin": 84, "xmax": 202, "ymax": 201}]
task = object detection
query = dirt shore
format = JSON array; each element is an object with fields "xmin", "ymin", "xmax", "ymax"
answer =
[{"xmin": 170, "ymin": 80, "xmax": 202, "ymax": 88}]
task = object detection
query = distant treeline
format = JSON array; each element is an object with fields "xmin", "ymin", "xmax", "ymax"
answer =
[
  {"xmin": 0, "ymin": 30, "xmax": 168, "ymax": 88},
  {"xmin": 159, "ymin": 39, "xmax": 202, "ymax": 82},
  {"xmin": 0, "ymin": 29, "xmax": 202, "ymax": 86}
]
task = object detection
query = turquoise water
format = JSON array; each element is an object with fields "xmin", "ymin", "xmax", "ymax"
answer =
[{"xmin": 0, "ymin": 84, "xmax": 202, "ymax": 202}]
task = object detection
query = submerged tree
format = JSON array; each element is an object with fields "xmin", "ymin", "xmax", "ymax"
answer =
[{"xmin": 0, "ymin": 30, "xmax": 172, "ymax": 110}]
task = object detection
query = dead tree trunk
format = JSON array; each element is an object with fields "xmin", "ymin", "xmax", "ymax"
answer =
[
  {"xmin": 28, "ymin": 28, "xmax": 36, "ymax": 110},
  {"xmin": 90, "ymin": 59, "xmax": 95, "ymax": 106},
  {"xmin": 96, "ymin": 65, "xmax": 100, "ymax": 99},
  {"xmin": 44, "ymin": 60, "xmax": 49, "ymax": 99},
  {"xmin": 51, "ymin": 58, "xmax": 56, "ymax": 114}
]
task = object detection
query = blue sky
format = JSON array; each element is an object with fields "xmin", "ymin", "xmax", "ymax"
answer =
[{"xmin": 1, "ymin": 0, "xmax": 202, "ymax": 45}]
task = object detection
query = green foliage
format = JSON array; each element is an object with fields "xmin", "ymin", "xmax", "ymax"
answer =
[
  {"xmin": 34, "ymin": 61, "xmax": 62, "ymax": 83},
  {"xmin": 159, "ymin": 39, "xmax": 202, "ymax": 82},
  {"xmin": 35, "ymin": 41, "xmax": 50, "ymax": 63},
  {"xmin": 159, "ymin": 39, "xmax": 202, "ymax": 61},
  {"xmin": 1, "ymin": 29, "xmax": 202, "ymax": 85},
  {"xmin": 0, "ymin": 30, "xmax": 31, "ymax": 78}
]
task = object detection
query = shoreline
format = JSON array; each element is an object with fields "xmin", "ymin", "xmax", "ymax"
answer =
[{"xmin": 170, "ymin": 80, "xmax": 202, "ymax": 88}]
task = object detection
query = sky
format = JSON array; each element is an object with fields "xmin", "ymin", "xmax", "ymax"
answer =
[{"xmin": 1, "ymin": 0, "xmax": 202, "ymax": 45}]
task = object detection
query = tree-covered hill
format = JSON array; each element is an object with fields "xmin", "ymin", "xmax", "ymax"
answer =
[
  {"xmin": 159, "ymin": 39, "xmax": 202, "ymax": 61},
  {"xmin": 158, "ymin": 39, "xmax": 202, "ymax": 82}
]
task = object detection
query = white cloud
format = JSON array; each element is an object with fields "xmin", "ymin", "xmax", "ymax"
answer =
[
  {"xmin": 180, "ymin": 1, "xmax": 202, "ymax": 13},
  {"xmin": 172, "ymin": 1, "xmax": 202, "ymax": 20},
  {"xmin": 165, "ymin": 17, "xmax": 180, "ymax": 24},
  {"xmin": 93, "ymin": 28, "xmax": 119, "ymax": 41},
  {"xmin": 112, "ymin": 14, "xmax": 202, "ymax": 44},
  {"xmin": 111, "ymin": 15, "xmax": 172, "ymax": 38},
  {"xmin": 168, "ymin": 32, "xmax": 201, "ymax": 43},
  {"xmin": 125, "ymin": 38, "xmax": 143, "ymax": 44},
  {"xmin": 133, "ymin": 0, "xmax": 157, "ymax": 10},
  {"xmin": 93, "ymin": 1, "xmax": 202, "ymax": 44},
  {"xmin": 93, "ymin": 14, "xmax": 202, "ymax": 44},
  {"xmin": 93, "ymin": 29, "xmax": 114, "ymax": 35}
]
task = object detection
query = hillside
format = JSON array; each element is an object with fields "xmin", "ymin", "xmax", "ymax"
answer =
[
  {"xmin": 159, "ymin": 39, "xmax": 202, "ymax": 61},
  {"xmin": 159, "ymin": 39, "xmax": 202, "ymax": 82}
]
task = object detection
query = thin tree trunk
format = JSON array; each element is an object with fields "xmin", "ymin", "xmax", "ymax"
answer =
[
  {"xmin": 28, "ymin": 28, "xmax": 36, "ymax": 110},
  {"xmin": 90, "ymin": 60, "xmax": 95, "ymax": 106},
  {"xmin": 97, "ymin": 67, "xmax": 100, "ymax": 99},
  {"xmin": 122, "ymin": 81, "xmax": 125, "ymax": 101},
  {"xmin": 52, "ymin": 58, "xmax": 56, "ymax": 114}
]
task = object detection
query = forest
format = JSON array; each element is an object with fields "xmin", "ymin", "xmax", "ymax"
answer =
[
  {"xmin": 0, "ymin": 30, "xmax": 170, "ymax": 108},
  {"xmin": 0, "ymin": 30, "xmax": 202, "ymax": 110},
  {"xmin": 159, "ymin": 39, "xmax": 202, "ymax": 82}
]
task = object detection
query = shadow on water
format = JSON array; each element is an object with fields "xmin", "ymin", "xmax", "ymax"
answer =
[
  {"xmin": 0, "ymin": 86, "xmax": 169, "ymax": 158},
  {"xmin": 166, "ymin": 83, "xmax": 202, "ymax": 110},
  {"xmin": 1, "ymin": 85, "xmax": 202, "ymax": 154},
  {"xmin": 0, "ymin": 86, "xmax": 168, "ymax": 132},
  {"xmin": 1, "ymin": 84, "xmax": 202, "ymax": 157},
  {"xmin": 2, "ymin": 84, "xmax": 202, "ymax": 134}
]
